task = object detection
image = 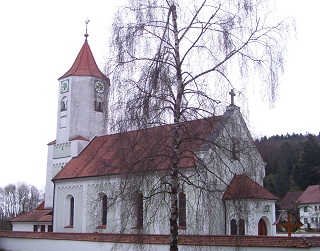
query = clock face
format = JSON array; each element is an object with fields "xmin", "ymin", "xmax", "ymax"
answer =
[
  {"xmin": 94, "ymin": 80, "xmax": 105, "ymax": 93},
  {"xmin": 60, "ymin": 80, "xmax": 69, "ymax": 93}
]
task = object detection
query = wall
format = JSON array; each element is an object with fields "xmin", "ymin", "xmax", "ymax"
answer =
[{"xmin": 0, "ymin": 232, "xmax": 319, "ymax": 251}]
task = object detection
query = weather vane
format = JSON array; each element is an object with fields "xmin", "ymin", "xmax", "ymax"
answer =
[{"xmin": 85, "ymin": 19, "xmax": 90, "ymax": 40}]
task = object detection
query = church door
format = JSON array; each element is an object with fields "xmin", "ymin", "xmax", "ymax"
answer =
[{"xmin": 258, "ymin": 218, "xmax": 267, "ymax": 236}]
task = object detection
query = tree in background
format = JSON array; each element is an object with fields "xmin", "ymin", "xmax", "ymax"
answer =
[
  {"xmin": 108, "ymin": 0, "xmax": 292, "ymax": 250},
  {"xmin": 0, "ymin": 182, "xmax": 43, "ymax": 230},
  {"xmin": 294, "ymin": 134, "xmax": 320, "ymax": 190},
  {"xmin": 256, "ymin": 133, "xmax": 320, "ymax": 197}
]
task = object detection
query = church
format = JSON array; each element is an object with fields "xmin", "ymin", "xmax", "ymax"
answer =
[{"xmin": 10, "ymin": 32, "xmax": 278, "ymax": 237}]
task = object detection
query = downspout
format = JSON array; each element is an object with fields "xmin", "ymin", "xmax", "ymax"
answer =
[
  {"xmin": 223, "ymin": 200, "xmax": 227, "ymax": 234},
  {"xmin": 52, "ymin": 181, "xmax": 56, "ymax": 232}
]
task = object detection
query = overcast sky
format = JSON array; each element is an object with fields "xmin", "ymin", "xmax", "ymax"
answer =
[{"xmin": 0, "ymin": 1, "xmax": 319, "ymax": 189}]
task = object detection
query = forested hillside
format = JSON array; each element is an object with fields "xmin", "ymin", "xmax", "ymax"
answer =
[{"xmin": 255, "ymin": 133, "xmax": 320, "ymax": 198}]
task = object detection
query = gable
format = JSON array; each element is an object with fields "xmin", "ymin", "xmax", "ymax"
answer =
[{"xmin": 223, "ymin": 174, "xmax": 278, "ymax": 200}]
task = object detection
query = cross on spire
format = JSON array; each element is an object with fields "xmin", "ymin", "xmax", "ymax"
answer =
[
  {"xmin": 229, "ymin": 89, "xmax": 236, "ymax": 106},
  {"xmin": 84, "ymin": 19, "xmax": 90, "ymax": 41}
]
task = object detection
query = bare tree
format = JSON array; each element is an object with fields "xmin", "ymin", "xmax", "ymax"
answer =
[
  {"xmin": 0, "ymin": 182, "xmax": 43, "ymax": 226},
  {"xmin": 106, "ymin": 1, "xmax": 293, "ymax": 250}
]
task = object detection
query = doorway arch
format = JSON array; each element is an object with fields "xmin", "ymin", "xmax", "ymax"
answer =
[{"xmin": 258, "ymin": 218, "xmax": 267, "ymax": 236}]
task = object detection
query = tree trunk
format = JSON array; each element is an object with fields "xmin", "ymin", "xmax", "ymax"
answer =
[{"xmin": 170, "ymin": 3, "xmax": 183, "ymax": 251}]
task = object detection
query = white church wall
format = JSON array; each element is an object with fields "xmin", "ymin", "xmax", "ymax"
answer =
[
  {"xmin": 224, "ymin": 199, "xmax": 277, "ymax": 236},
  {"xmin": 53, "ymin": 181, "xmax": 84, "ymax": 232}
]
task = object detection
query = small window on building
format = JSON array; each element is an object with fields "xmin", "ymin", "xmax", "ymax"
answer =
[
  {"xmin": 304, "ymin": 206, "xmax": 308, "ymax": 212},
  {"xmin": 48, "ymin": 225, "xmax": 53, "ymax": 232},
  {"xmin": 102, "ymin": 194, "xmax": 108, "ymax": 226},
  {"xmin": 95, "ymin": 100, "xmax": 103, "ymax": 112},
  {"xmin": 41, "ymin": 225, "xmax": 45, "ymax": 232},
  {"xmin": 33, "ymin": 225, "xmax": 38, "ymax": 232},
  {"xmin": 179, "ymin": 191, "xmax": 186, "ymax": 228},
  {"xmin": 304, "ymin": 218, "xmax": 308, "ymax": 224},
  {"xmin": 231, "ymin": 219, "xmax": 237, "ymax": 235},
  {"xmin": 315, "ymin": 206, "xmax": 318, "ymax": 211},
  {"xmin": 136, "ymin": 192, "xmax": 143, "ymax": 228},
  {"xmin": 70, "ymin": 196, "xmax": 74, "ymax": 226},
  {"xmin": 239, "ymin": 219, "xmax": 245, "ymax": 235},
  {"xmin": 61, "ymin": 97, "xmax": 68, "ymax": 111},
  {"xmin": 230, "ymin": 137, "xmax": 240, "ymax": 160}
]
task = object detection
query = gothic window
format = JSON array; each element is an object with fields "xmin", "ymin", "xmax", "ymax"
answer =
[
  {"xmin": 61, "ymin": 97, "xmax": 68, "ymax": 111},
  {"xmin": 101, "ymin": 194, "xmax": 107, "ymax": 226},
  {"xmin": 136, "ymin": 192, "xmax": 143, "ymax": 228},
  {"xmin": 179, "ymin": 191, "xmax": 186, "ymax": 228},
  {"xmin": 239, "ymin": 219, "xmax": 245, "ymax": 235},
  {"xmin": 230, "ymin": 219, "xmax": 237, "ymax": 235},
  {"xmin": 70, "ymin": 196, "xmax": 74, "ymax": 226},
  {"xmin": 231, "ymin": 137, "xmax": 240, "ymax": 160},
  {"xmin": 95, "ymin": 99, "xmax": 103, "ymax": 112}
]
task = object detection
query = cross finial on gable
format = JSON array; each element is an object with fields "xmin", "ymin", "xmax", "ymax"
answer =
[
  {"xmin": 84, "ymin": 19, "xmax": 90, "ymax": 41},
  {"xmin": 229, "ymin": 89, "xmax": 236, "ymax": 106}
]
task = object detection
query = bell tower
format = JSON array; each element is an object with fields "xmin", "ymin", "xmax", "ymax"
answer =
[{"xmin": 44, "ymin": 23, "xmax": 110, "ymax": 209}]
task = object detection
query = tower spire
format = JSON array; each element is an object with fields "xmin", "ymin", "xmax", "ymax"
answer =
[{"xmin": 84, "ymin": 19, "xmax": 90, "ymax": 42}]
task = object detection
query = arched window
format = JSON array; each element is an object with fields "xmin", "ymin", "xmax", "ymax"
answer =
[
  {"xmin": 69, "ymin": 196, "xmax": 74, "ymax": 226},
  {"xmin": 239, "ymin": 219, "xmax": 245, "ymax": 235},
  {"xmin": 101, "ymin": 194, "xmax": 107, "ymax": 226},
  {"xmin": 230, "ymin": 219, "xmax": 237, "ymax": 235},
  {"xmin": 61, "ymin": 97, "xmax": 68, "ymax": 111},
  {"xmin": 179, "ymin": 191, "xmax": 186, "ymax": 228},
  {"xmin": 136, "ymin": 192, "xmax": 143, "ymax": 228}
]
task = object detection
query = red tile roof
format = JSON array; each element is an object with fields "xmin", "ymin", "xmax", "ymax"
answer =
[
  {"xmin": 278, "ymin": 191, "xmax": 303, "ymax": 210},
  {"xmin": 10, "ymin": 206, "xmax": 52, "ymax": 223},
  {"xmin": 297, "ymin": 185, "xmax": 320, "ymax": 204},
  {"xmin": 53, "ymin": 116, "xmax": 223, "ymax": 181},
  {"xmin": 59, "ymin": 39, "xmax": 109, "ymax": 81},
  {"xmin": 223, "ymin": 174, "xmax": 279, "ymax": 200},
  {"xmin": 0, "ymin": 231, "xmax": 319, "ymax": 248}
]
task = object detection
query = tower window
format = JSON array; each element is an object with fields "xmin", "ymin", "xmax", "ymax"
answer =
[
  {"xmin": 95, "ymin": 100, "xmax": 103, "ymax": 112},
  {"xmin": 61, "ymin": 97, "xmax": 68, "ymax": 111}
]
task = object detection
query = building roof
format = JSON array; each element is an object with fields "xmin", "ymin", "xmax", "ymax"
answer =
[
  {"xmin": 10, "ymin": 202, "xmax": 52, "ymax": 223},
  {"xmin": 1, "ymin": 231, "xmax": 320, "ymax": 248},
  {"xmin": 53, "ymin": 116, "xmax": 225, "ymax": 181},
  {"xmin": 223, "ymin": 174, "xmax": 279, "ymax": 200},
  {"xmin": 297, "ymin": 185, "xmax": 320, "ymax": 204},
  {"xmin": 59, "ymin": 39, "xmax": 109, "ymax": 81},
  {"xmin": 278, "ymin": 191, "xmax": 303, "ymax": 210},
  {"xmin": 48, "ymin": 135, "xmax": 90, "ymax": 145}
]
